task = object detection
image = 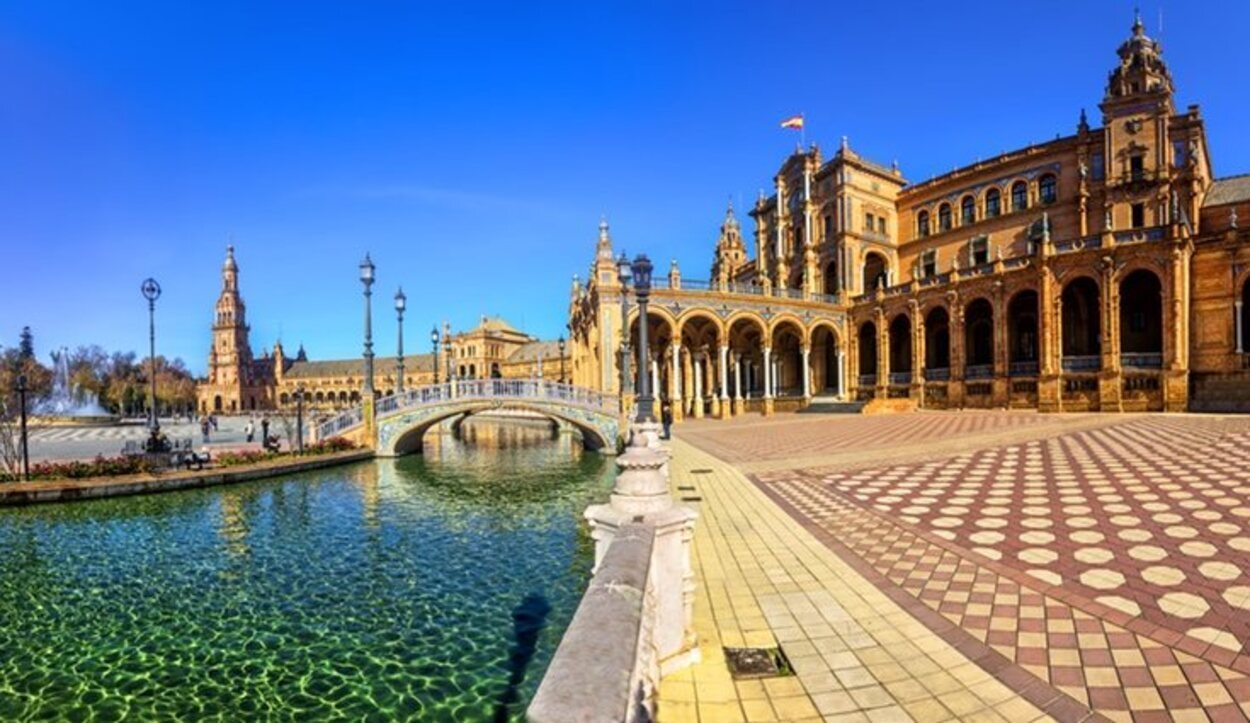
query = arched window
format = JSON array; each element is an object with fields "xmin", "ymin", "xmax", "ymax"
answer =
[
  {"xmin": 1039, "ymin": 174, "xmax": 1057, "ymax": 205},
  {"xmin": 1011, "ymin": 181, "xmax": 1028, "ymax": 212},
  {"xmin": 938, "ymin": 203, "xmax": 952, "ymax": 232},
  {"xmin": 960, "ymin": 196, "xmax": 975, "ymax": 225},
  {"xmin": 863, "ymin": 252, "xmax": 889, "ymax": 292},
  {"xmin": 985, "ymin": 188, "xmax": 1001, "ymax": 218},
  {"xmin": 917, "ymin": 210, "xmax": 930, "ymax": 238}
]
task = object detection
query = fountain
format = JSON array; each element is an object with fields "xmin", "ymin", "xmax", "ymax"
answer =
[{"xmin": 33, "ymin": 348, "xmax": 119, "ymax": 425}]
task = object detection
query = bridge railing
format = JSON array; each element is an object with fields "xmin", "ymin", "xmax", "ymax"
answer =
[{"xmin": 315, "ymin": 380, "xmax": 618, "ymax": 440}]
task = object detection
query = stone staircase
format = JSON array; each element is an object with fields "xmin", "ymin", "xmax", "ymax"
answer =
[
  {"xmin": 799, "ymin": 395, "xmax": 868, "ymax": 414},
  {"xmin": 1190, "ymin": 373, "xmax": 1250, "ymax": 413}
]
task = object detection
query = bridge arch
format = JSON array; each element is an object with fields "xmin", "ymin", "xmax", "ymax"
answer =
[{"xmin": 378, "ymin": 400, "xmax": 615, "ymax": 457}]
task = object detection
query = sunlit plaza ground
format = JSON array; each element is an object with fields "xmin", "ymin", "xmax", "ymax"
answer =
[{"xmin": 661, "ymin": 410, "xmax": 1250, "ymax": 722}]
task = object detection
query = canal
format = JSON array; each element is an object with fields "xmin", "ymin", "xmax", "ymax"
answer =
[{"xmin": 0, "ymin": 418, "xmax": 612, "ymax": 721}]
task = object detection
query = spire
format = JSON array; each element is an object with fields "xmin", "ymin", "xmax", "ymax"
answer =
[
  {"xmin": 1104, "ymin": 10, "xmax": 1173, "ymax": 102},
  {"xmin": 1078, "ymin": 108, "xmax": 1089, "ymax": 133},
  {"xmin": 596, "ymin": 216, "xmax": 614, "ymax": 260}
]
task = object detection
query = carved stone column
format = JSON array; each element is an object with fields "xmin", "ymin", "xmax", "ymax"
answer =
[
  {"xmin": 1038, "ymin": 265, "xmax": 1061, "ymax": 412},
  {"xmin": 801, "ymin": 345, "xmax": 812, "ymax": 403},
  {"xmin": 691, "ymin": 350, "xmax": 704, "ymax": 419},
  {"xmin": 670, "ymin": 342, "xmax": 684, "ymax": 423},
  {"xmin": 948, "ymin": 292, "xmax": 965, "ymax": 408},
  {"xmin": 910, "ymin": 300, "xmax": 924, "ymax": 404},
  {"xmin": 717, "ymin": 344, "xmax": 730, "ymax": 419},
  {"xmin": 1164, "ymin": 246, "xmax": 1190, "ymax": 411},
  {"xmin": 1099, "ymin": 259, "xmax": 1123, "ymax": 412},
  {"xmin": 875, "ymin": 306, "xmax": 889, "ymax": 400},
  {"xmin": 992, "ymin": 280, "xmax": 1009, "ymax": 407},
  {"xmin": 762, "ymin": 346, "xmax": 774, "ymax": 416}
]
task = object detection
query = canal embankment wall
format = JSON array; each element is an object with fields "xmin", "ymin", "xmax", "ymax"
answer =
[
  {"xmin": 0, "ymin": 450, "xmax": 374, "ymax": 506},
  {"xmin": 527, "ymin": 522, "xmax": 659, "ymax": 723}
]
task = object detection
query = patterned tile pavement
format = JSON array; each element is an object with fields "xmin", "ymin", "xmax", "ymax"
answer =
[
  {"xmin": 658, "ymin": 438, "xmax": 1050, "ymax": 722},
  {"xmin": 744, "ymin": 415, "xmax": 1250, "ymax": 721}
]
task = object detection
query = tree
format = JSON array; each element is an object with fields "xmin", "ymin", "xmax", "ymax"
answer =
[{"xmin": 18, "ymin": 327, "xmax": 34, "ymax": 360}]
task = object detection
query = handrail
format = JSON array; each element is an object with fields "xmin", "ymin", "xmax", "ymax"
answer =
[{"xmin": 316, "ymin": 380, "xmax": 619, "ymax": 439}]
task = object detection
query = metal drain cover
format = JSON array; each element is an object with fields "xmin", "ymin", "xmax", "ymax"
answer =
[
  {"xmin": 691, "ymin": 468, "xmax": 713, "ymax": 474},
  {"xmin": 723, "ymin": 647, "xmax": 793, "ymax": 679}
]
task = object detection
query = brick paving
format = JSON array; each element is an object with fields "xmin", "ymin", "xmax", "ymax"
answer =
[
  {"xmin": 658, "ymin": 439, "xmax": 1047, "ymax": 722},
  {"xmin": 714, "ymin": 414, "xmax": 1250, "ymax": 721}
]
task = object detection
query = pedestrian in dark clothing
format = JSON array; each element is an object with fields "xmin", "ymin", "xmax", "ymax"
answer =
[
  {"xmin": 200, "ymin": 417, "xmax": 211, "ymax": 444},
  {"xmin": 661, "ymin": 403, "xmax": 673, "ymax": 440},
  {"xmin": 261, "ymin": 416, "xmax": 270, "ymax": 444}
]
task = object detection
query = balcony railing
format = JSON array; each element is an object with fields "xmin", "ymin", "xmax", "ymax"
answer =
[
  {"xmin": 1114, "ymin": 227, "xmax": 1167, "ymax": 245},
  {"xmin": 1008, "ymin": 361, "xmax": 1040, "ymax": 377},
  {"xmin": 1120, "ymin": 352, "xmax": 1163, "ymax": 369},
  {"xmin": 1062, "ymin": 355, "xmax": 1101, "ymax": 373},
  {"xmin": 888, "ymin": 372, "xmax": 912, "ymax": 385},
  {"xmin": 726, "ymin": 282, "xmax": 765, "ymax": 296},
  {"xmin": 858, "ymin": 374, "xmax": 877, "ymax": 388},
  {"xmin": 965, "ymin": 364, "xmax": 993, "ymax": 380},
  {"xmin": 925, "ymin": 367, "xmax": 950, "ymax": 381}
]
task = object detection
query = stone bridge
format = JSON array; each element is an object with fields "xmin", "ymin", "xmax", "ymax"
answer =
[{"xmin": 314, "ymin": 380, "xmax": 621, "ymax": 456}]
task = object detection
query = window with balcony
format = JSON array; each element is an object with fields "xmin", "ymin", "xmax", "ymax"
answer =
[
  {"xmin": 970, "ymin": 237, "xmax": 989, "ymax": 266},
  {"xmin": 1011, "ymin": 181, "xmax": 1028, "ymax": 212},
  {"xmin": 824, "ymin": 214, "xmax": 833, "ymax": 238},
  {"xmin": 917, "ymin": 210, "xmax": 930, "ymax": 237},
  {"xmin": 985, "ymin": 188, "xmax": 1001, "ymax": 218},
  {"xmin": 1173, "ymin": 139, "xmax": 1186, "ymax": 168},
  {"xmin": 1131, "ymin": 203, "xmax": 1145, "ymax": 228},
  {"xmin": 1091, "ymin": 154, "xmax": 1104, "ymax": 180},
  {"xmin": 1039, "ymin": 174, "xmax": 1057, "ymax": 204},
  {"xmin": 1130, "ymin": 155, "xmax": 1145, "ymax": 182},
  {"xmin": 938, "ymin": 203, "xmax": 952, "ymax": 232},
  {"xmin": 961, "ymin": 196, "xmax": 975, "ymax": 225},
  {"xmin": 921, "ymin": 250, "xmax": 937, "ymax": 278}
]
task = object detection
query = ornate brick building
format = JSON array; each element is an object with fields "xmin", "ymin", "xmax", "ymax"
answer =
[
  {"xmin": 568, "ymin": 17, "xmax": 1250, "ymax": 418},
  {"xmin": 196, "ymin": 247, "xmax": 570, "ymax": 414}
]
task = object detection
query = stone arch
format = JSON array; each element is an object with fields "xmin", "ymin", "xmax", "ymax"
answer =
[
  {"xmin": 1119, "ymin": 268, "xmax": 1163, "ymax": 364},
  {"xmin": 1007, "ymin": 289, "xmax": 1040, "ymax": 368},
  {"xmin": 767, "ymin": 314, "xmax": 807, "ymax": 346},
  {"xmin": 213, "ymin": 395, "xmax": 223, "ymax": 412},
  {"xmin": 888, "ymin": 313, "xmax": 912, "ymax": 381},
  {"xmin": 863, "ymin": 251, "xmax": 889, "ymax": 292},
  {"xmin": 380, "ymin": 401, "xmax": 613, "ymax": 456},
  {"xmin": 675, "ymin": 309, "xmax": 725, "ymax": 339},
  {"xmin": 769, "ymin": 317, "xmax": 805, "ymax": 398},
  {"xmin": 809, "ymin": 320, "xmax": 841, "ymax": 394},
  {"xmin": 924, "ymin": 306, "xmax": 951, "ymax": 372},
  {"xmin": 858, "ymin": 320, "xmax": 879, "ymax": 384},
  {"xmin": 964, "ymin": 297, "xmax": 995, "ymax": 368},
  {"xmin": 1061, "ymin": 276, "xmax": 1102, "ymax": 364}
]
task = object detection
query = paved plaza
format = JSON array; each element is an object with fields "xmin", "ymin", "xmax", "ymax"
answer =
[
  {"xmin": 23, "ymin": 416, "xmax": 275, "ymax": 462},
  {"xmin": 664, "ymin": 411, "xmax": 1250, "ymax": 722}
]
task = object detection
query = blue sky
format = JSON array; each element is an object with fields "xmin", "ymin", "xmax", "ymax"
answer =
[{"xmin": 3, "ymin": 1, "xmax": 1248, "ymax": 374}]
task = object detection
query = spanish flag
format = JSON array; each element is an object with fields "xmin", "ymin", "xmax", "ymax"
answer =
[{"xmin": 780, "ymin": 114, "xmax": 804, "ymax": 130}]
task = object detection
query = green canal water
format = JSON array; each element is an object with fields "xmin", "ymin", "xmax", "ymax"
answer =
[{"xmin": 0, "ymin": 422, "xmax": 612, "ymax": 721}]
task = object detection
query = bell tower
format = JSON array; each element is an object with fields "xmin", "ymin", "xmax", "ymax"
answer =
[
  {"xmin": 1099, "ymin": 13, "xmax": 1176, "ymax": 232},
  {"xmin": 711, "ymin": 200, "xmax": 747, "ymax": 288},
  {"xmin": 208, "ymin": 245, "xmax": 255, "ymax": 387}
]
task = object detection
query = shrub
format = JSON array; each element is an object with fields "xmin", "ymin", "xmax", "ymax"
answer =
[
  {"xmin": 0, "ymin": 455, "xmax": 154, "ymax": 482},
  {"xmin": 303, "ymin": 437, "xmax": 358, "ymax": 456}
]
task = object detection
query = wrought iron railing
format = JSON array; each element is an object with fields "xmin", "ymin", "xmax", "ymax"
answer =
[
  {"xmin": 888, "ymin": 372, "xmax": 912, "ymax": 385},
  {"xmin": 726, "ymin": 282, "xmax": 765, "ymax": 296},
  {"xmin": 925, "ymin": 367, "xmax": 950, "ymax": 381},
  {"xmin": 1008, "ymin": 361, "xmax": 1040, "ymax": 377},
  {"xmin": 680, "ymin": 279, "xmax": 711, "ymax": 290},
  {"xmin": 858, "ymin": 374, "xmax": 877, "ymax": 388},
  {"xmin": 1120, "ymin": 352, "xmax": 1163, "ymax": 369},
  {"xmin": 1062, "ymin": 355, "xmax": 1101, "ymax": 373},
  {"xmin": 965, "ymin": 364, "xmax": 993, "ymax": 380}
]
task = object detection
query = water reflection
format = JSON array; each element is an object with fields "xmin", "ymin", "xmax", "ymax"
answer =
[{"xmin": 0, "ymin": 417, "xmax": 611, "ymax": 721}]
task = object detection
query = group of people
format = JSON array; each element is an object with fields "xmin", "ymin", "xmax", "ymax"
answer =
[{"xmin": 194, "ymin": 413, "xmax": 282, "ymax": 452}]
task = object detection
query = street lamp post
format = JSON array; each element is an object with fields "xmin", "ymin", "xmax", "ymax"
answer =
[
  {"xmin": 140, "ymin": 278, "xmax": 162, "ymax": 450},
  {"xmin": 359, "ymin": 255, "xmax": 376, "ymax": 398},
  {"xmin": 617, "ymin": 252, "xmax": 633, "ymax": 395},
  {"xmin": 631, "ymin": 254, "xmax": 654, "ymax": 422},
  {"xmin": 394, "ymin": 287, "xmax": 407, "ymax": 395},
  {"xmin": 15, "ymin": 374, "xmax": 29, "ymax": 481},
  {"xmin": 431, "ymin": 326, "xmax": 441, "ymax": 385},
  {"xmin": 295, "ymin": 386, "xmax": 305, "ymax": 454},
  {"xmin": 558, "ymin": 335, "xmax": 566, "ymax": 385}
]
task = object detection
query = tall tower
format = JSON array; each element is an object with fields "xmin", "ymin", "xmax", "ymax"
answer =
[
  {"xmin": 711, "ymin": 200, "xmax": 747, "ymax": 288},
  {"xmin": 1099, "ymin": 13, "xmax": 1177, "ymax": 232},
  {"xmin": 208, "ymin": 245, "xmax": 255, "ymax": 388}
]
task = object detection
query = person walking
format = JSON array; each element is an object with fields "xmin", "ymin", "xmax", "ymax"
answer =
[
  {"xmin": 661, "ymin": 402, "xmax": 673, "ymax": 440},
  {"xmin": 200, "ymin": 416, "xmax": 211, "ymax": 444},
  {"xmin": 244, "ymin": 418, "xmax": 255, "ymax": 444},
  {"xmin": 260, "ymin": 415, "xmax": 270, "ymax": 446}
]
